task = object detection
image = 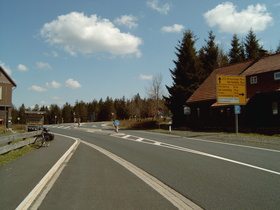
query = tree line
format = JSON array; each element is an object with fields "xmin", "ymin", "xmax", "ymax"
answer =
[{"xmin": 12, "ymin": 94, "xmax": 168, "ymax": 125}]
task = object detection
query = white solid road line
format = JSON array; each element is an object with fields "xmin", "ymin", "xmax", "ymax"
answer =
[
  {"xmin": 115, "ymin": 134, "xmax": 280, "ymax": 176},
  {"xmin": 82, "ymin": 139, "xmax": 202, "ymax": 210},
  {"xmin": 16, "ymin": 135, "xmax": 80, "ymax": 210}
]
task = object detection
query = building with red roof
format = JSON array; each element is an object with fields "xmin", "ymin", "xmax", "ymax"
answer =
[{"xmin": 186, "ymin": 53, "xmax": 280, "ymax": 133}]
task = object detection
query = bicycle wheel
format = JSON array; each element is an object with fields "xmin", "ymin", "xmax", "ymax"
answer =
[{"xmin": 33, "ymin": 136, "xmax": 44, "ymax": 148}]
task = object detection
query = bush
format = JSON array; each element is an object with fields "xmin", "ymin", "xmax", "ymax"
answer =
[{"xmin": 120, "ymin": 119, "xmax": 158, "ymax": 129}]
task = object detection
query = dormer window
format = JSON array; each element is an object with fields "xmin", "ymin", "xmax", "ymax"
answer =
[
  {"xmin": 250, "ymin": 76, "xmax": 257, "ymax": 84},
  {"xmin": 274, "ymin": 72, "xmax": 280, "ymax": 80}
]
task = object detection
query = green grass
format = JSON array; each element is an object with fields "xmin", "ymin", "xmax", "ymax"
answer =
[
  {"xmin": 0, "ymin": 125, "xmax": 35, "ymax": 166},
  {"xmin": 0, "ymin": 145, "xmax": 35, "ymax": 166}
]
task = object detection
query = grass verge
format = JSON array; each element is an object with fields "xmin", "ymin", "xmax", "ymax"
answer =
[{"xmin": 0, "ymin": 145, "xmax": 35, "ymax": 166}]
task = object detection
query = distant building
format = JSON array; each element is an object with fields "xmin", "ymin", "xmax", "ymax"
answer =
[
  {"xmin": 186, "ymin": 53, "xmax": 280, "ymax": 134},
  {"xmin": 0, "ymin": 66, "xmax": 17, "ymax": 128}
]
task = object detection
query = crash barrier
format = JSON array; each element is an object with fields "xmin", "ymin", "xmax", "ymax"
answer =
[{"xmin": 0, "ymin": 131, "xmax": 41, "ymax": 155}]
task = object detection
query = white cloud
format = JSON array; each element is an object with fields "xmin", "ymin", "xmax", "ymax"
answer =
[
  {"xmin": 28, "ymin": 85, "xmax": 48, "ymax": 92},
  {"xmin": 147, "ymin": 0, "xmax": 171, "ymax": 15},
  {"xmin": 36, "ymin": 62, "xmax": 52, "ymax": 69},
  {"xmin": 161, "ymin": 24, "xmax": 184, "ymax": 33},
  {"xmin": 0, "ymin": 61, "xmax": 12, "ymax": 75},
  {"xmin": 40, "ymin": 12, "xmax": 142, "ymax": 57},
  {"xmin": 114, "ymin": 15, "xmax": 138, "ymax": 29},
  {"xmin": 17, "ymin": 64, "xmax": 28, "ymax": 72},
  {"xmin": 46, "ymin": 81, "xmax": 61, "ymax": 88},
  {"xmin": 204, "ymin": 2, "xmax": 273, "ymax": 34},
  {"xmin": 65, "ymin": 78, "xmax": 81, "ymax": 89},
  {"xmin": 139, "ymin": 74, "xmax": 153, "ymax": 80}
]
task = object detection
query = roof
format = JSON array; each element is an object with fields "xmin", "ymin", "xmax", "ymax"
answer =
[
  {"xmin": 0, "ymin": 65, "xmax": 17, "ymax": 87},
  {"xmin": 187, "ymin": 60, "xmax": 254, "ymax": 103},
  {"xmin": 25, "ymin": 111, "xmax": 46, "ymax": 115},
  {"xmin": 241, "ymin": 53, "xmax": 280, "ymax": 76}
]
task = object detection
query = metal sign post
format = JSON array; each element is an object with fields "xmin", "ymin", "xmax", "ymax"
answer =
[{"xmin": 234, "ymin": 105, "xmax": 241, "ymax": 133}]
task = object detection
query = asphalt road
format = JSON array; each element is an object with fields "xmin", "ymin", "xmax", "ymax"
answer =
[{"xmin": 1, "ymin": 122, "xmax": 279, "ymax": 209}]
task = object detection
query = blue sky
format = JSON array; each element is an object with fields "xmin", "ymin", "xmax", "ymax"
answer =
[{"xmin": 1, "ymin": 0, "xmax": 280, "ymax": 108}]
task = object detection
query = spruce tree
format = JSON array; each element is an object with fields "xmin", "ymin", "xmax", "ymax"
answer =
[
  {"xmin": 17, "ymin": 104, "xmax": 26, "ymax": 124},
  {"xmin": 199, "ymin": 31, "xmax": 219, "ymax": 82},
  {"xmin": 229, "ymin": 34, "xmax": 244, "ymax": 64},
  {"xmin": 244, "ymin": 29, "xmax": 262, "ymax": 60},
  {"xmin": 164, "ymin": 30, "xmax": 200, "ymax": 127},
  {"xmin": 62, "ymin": 102, "xmax": 73, "ymax": 123}
]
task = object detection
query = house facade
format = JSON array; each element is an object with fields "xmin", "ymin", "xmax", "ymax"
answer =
[
  {"xmin": 0, "ymin": 66, "xmax": 17, "ymax": 128},
  {"xmin": 186, "ymin": 53, "xmax": 280, "ymax": 134}
]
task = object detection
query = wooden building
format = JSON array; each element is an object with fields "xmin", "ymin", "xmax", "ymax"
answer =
[
  {"xmin": 186, "ymin": 53, "xmax": 280, "ymax": 134},
  {"xmin": 0, "ymin": 66, "xmax": 17, "ymax": 128}
]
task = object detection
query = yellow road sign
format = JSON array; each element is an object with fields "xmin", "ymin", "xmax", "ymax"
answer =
[{"xmin": 216, "ymin": 75, "xmax": 246, "ymax": 104}]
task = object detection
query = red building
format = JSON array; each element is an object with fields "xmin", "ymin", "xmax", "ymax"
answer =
[
  {"xmin": 0, "ymin": 66, "xmax": 17, "ymax": 128},
  {"xmin": 187, "ymin": 53, "xmax": 280, "ymax": 134}
]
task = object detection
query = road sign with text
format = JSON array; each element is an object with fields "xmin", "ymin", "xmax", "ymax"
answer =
[{"xmin": 217, "ymin": 75, "xmax": 246, "ymax": 105}]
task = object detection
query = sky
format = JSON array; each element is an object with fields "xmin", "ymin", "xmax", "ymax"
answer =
[{"xmin": 1, "ymin": 0, "xmax": 280, "ymax": 109}]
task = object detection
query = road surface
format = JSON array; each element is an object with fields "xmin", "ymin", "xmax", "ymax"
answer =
[{"xmin": 1, "ymin": 122, "xmax": 279, "ymax": 209}]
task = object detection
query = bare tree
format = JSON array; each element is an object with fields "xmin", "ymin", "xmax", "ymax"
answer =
[{"xmin": 146, "ymin": 73, "xmax": 164, "ymax": 120}]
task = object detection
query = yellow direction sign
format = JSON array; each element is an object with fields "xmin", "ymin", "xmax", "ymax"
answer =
[{"xmin": 216, "ymin": 75, "xmax": 246, "ymax": 105}]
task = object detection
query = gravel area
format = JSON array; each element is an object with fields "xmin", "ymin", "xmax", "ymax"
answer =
[{"xmin": 151, "ymin": 129, "xmax": 280, "ymax": 151}]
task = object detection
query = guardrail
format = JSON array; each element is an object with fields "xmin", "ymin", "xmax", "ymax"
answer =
[{"xmin": 0, "ymin": 131, "xmax": 41, "ymax": 155}]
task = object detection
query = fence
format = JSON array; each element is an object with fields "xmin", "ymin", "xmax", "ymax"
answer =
[{"xmin": 0, "ymin": 131, "xmax": 41, "ymax": 155}]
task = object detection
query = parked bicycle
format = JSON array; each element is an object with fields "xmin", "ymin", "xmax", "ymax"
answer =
[{"xmin": 33, "ymin": 127, "xmax": 54, "ymax": 148}]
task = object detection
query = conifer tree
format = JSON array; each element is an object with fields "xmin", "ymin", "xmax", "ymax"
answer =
[
  {"xmin": 98, "ymin": 97, "xmax": 114, "ymax": 121},
  {"xmin": 114, "ymin": 97, "xmax": 129, "ymax": 120},
  {"xmin": 199, "ymin": 31, "xmax": 219, "ymax": 82},
  {"xmin": 229, "ymin": 34, "xmax": 244, "ymax": 64},
  {"xmin": 62, "ymin": 102, "xmax": 73, "ymax": 123},
  {"xmin": 164, "ymin": 30, "xmax": 200, "ymax": 127},
  {"xmin": 244, "ymin": 29, "xmax": 262, "ymax": 60},
  {"xmin": 49, "ymin": 104, "xmax": 61, "ymax": 124},
  {"xmin": 17, "ymin": 104, "xmax": 26, "ymax": 124}
]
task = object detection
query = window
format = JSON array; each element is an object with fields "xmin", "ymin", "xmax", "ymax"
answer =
[
  {"xmin": 274, "ymin": 72, "xmax": 280, "ymax": 80},
  {"xmin": 272, "ymin": 102, "xmax": 278, "ymax": 115},
  {"xmin": 0, "ymin": 86, "xmax": 2, "ymax": 100},
  {"xmin": 250, "ymin": 76, "xmax": 257, "ymax": 84}
]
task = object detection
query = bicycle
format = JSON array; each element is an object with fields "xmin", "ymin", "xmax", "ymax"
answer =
[
  {"xmin": 33, "ymin": 131, "xmax": 46, "ymax": 148},
  {"xmin": 33, "ymin": 128, "xmax": 54, "ymax": 148}
]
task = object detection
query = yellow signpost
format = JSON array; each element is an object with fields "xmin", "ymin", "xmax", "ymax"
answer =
[
  {"xmin": 216, "ymin": 75, "xmax": 246, "ymax": 105},
  {"xmin": 216, "ymin": 75, "xmax": 247, "ymax": 133}
]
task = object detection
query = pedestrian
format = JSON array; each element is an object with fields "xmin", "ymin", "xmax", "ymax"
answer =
[{"xmin": 113, "ymin": 120, "xmax": 120, "ymax": 133}]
